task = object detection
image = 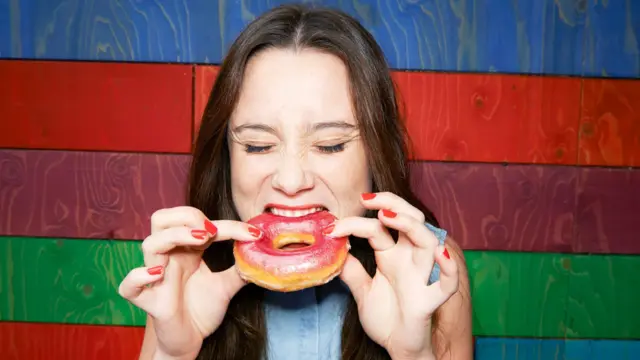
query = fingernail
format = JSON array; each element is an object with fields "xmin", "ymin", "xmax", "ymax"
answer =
[
  {"xmin": 443, "ymin": 248, "xmax": 450, "ymax": 259},
  {"xmin": 147, "ymin": 265, "xmax": 163, "ymax": 275},
  {"xmin": 382, "ymin": 209, "xmax": 397, "ymax": 218},
  {"xmin": 204, "ymin": 220, "xmax": 217, "ymax": 235},
  {"xmin": 191, "ymin": 229, "xmax": 208, "ymax": 239},
  {"xmin": 248, "ymin": 226, "xmax": 262, "ymax": 238},
  {"xmin": 361, "ymin": 192, "xmax": 376, "ymax": 200},
  {"xmin": 322, "ymin": 224, "xmax": 335, "ymax": 235}
]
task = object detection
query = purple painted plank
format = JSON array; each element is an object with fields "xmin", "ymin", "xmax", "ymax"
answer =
[
  {"xmin": 410, "ymin": 162, "xmax": 576, "ymax": 252},
  {"xmin": 0, "ymin": 150, "xmax": 190, "ymax": 240},
  {"xmin": 575, "ymin": 167, "xmax": 640, "ymax": 254}
]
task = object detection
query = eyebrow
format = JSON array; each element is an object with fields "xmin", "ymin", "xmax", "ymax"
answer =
[{"xmin": 231, "ymin": 121, "xmax": 356, "ymax": 134}]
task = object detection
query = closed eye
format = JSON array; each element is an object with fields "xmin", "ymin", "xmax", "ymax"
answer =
[
  {"xmin": 245, "ymin": 144, "xmax": 273, "ymax": 153},
  {"xmin": 317, "ymin": 143, "xmax": 345, "ymax": 153}
]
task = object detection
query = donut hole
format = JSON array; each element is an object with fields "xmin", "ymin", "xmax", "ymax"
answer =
[{"xmin": 273, "ymin": 233, "xmax": 315, "ymax": 252}]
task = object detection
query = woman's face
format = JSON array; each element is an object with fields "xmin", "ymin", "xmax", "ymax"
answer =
[{"xmin": 229, "ymin": 48, "xmax": 371, "ymax": 221}]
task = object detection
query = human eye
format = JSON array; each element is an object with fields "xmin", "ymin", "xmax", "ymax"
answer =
[
  {"xmin": 244, "ymin": 144, "xmax": 273, "ymax": 153},
  {"xmin": 316, "ymin": 143, "xmax": 346, "ymax": 154}
]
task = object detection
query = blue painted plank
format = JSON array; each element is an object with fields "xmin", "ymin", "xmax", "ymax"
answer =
[
  {"xmin": 475, "ymin": 338, "xmax": 640, "ymax": 360},
  {"xmin": 582, "ymin": 0, "xmax": 640, "ymax": 78},
  {"xmin": 475, "ymin": 338, "xmax": 565, "ymax": 360},
  {"xmin": 0, "ymin": 0, "xmax": 586, "ymax": 76}
]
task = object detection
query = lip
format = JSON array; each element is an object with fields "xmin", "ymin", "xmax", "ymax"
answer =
[{"xmin": 264, "ymin": 203, "xmax": 327, "ymax": 211}]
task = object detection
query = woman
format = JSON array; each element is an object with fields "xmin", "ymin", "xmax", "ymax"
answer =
[{"xmin": 119, "ymin": 4, "xmax": 472, "ymax": 360}]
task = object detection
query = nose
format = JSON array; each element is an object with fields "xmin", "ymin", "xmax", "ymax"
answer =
[{"xmin": 271, "ymin": 152, "xmax": 314, "ymax": 195}]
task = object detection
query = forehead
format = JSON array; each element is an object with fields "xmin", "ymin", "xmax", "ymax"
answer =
[{"xmin": 231, "ymin": 48, "xmax": 355, "ymax": 127}]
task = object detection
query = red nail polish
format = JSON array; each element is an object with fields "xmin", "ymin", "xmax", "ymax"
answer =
[
  {"xmin": 322, "ymin": 224, "xmax": 335, "ymax": 235},
  {"xmin": 382, "ymin": 209, "xmax": 397, "ymax": 218},
  {"xmin": 361, "ymin": 193, "xmax": 376, "ymax": 200},
  {"xmin": 443, "ymin": 248, "xmax": 450, "ymax": 259},
  {"xmin": 147, "ymin": 265, "xmax": 163, "ymax": 275},
  {"xmin": 191, "ymin": 229, "xmax": 208, "ymax": 239},
  {"xmin": 204, "ymin": 220, "xmax": 217, "ymax": 235},
  {"xmin": 248, "ymin": 226, "xmax": 262, "ymax": 238}
]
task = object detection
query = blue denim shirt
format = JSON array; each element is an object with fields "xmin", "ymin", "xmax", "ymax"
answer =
[{"xmin": 263, "ymin": 223, "xmax": 448, "ymax": 360}]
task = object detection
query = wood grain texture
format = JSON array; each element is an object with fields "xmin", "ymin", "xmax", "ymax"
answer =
[
  {"xmin": 0, "ymin": 322, "xmax": 144, "ymax": 360},
  {"xmin": 565, "ymin": 254, "xmax": 640, "ymax": 339},
  {"xmin": 2, "ymin": 236, "xmax": 638, "ymax": 339},
  {"xmin": 410, "ymin": 162, "xmax": 576, "ymax": 252},
  {"xmin": 575, "ymin": 167, "xmax": 640, "ymax": 254},
  {"xmin": 465, "ymin": 251, "xmax": 570, "ymax": 338},
  {"xmin": 0, "ymin": 60, "xmax": 193, "ymax": 153},
  {"xmin": 0, "ymin": 149, "xmax": 190, "ymax": 240},
  {"xmin": 0, "ymin": 237, "xmax": 146, "ymax": 325},
  {"xmin": 578, "ymin": 78, "xmax": 640, "ymax": 167},
  {"xmin": 475, "ymin": 338, "xmax": 640, "ymax": 360},
  {"xmin": 193, "ymin": 65, "xmax": 220, "ymax": 138},
  {"xmin": 0, "ymin": 0, "xmax": 586, "ymax": 75},
  {"xmin": 582, "ymin": 0, "xmax": 640, "ymax": 78},
  {"xmin": 394, "ymin": 72, "xmax": 582, "ymax": 164}
]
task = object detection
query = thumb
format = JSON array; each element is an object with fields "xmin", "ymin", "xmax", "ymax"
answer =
[
  {"xmin": 429, "ymin": 245, "xmax": 459, "ymax": 305},
  {"xmin": 338, "ymin": 253, "xmax": 372, "ymax": 305}
]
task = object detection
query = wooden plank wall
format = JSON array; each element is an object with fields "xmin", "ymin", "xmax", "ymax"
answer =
[{"xmin": 0, "ymin": 0, "xmax": 638, "ymax": 359}]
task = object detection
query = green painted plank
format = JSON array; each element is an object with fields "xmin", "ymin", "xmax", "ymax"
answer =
[
  {"xmin": 565, "ymin": 255, "xmax": 640, "ymax": 339},
  {"xmin": 1, "ymin": 236, "xmax": 638, "ymax": 339},
  {"xmin": 465, "ymin": 251, "xmax": 570, "ymax": 338},
  {"xmin": 0, "ymin": 237, "xmax": 145, "ymax": 326}
]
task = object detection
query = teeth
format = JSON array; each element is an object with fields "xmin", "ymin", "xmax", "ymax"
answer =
[{"xmin": 269, "ymin": 207, "xmax": 324, "ymax": 217}]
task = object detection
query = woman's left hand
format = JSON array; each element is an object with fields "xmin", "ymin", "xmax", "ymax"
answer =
[{"xmin": 325, "ymin": 192, "xmax": 459, "ymax": 360}]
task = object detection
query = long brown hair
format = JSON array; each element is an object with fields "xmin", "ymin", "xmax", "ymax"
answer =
[{"xmin": 188, "ymin": 4, "xmax": 440, "ymax": 359}]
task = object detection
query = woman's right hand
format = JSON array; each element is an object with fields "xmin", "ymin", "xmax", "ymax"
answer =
[{"xmin": 118, "ymin": 206, "xmax": 260, "ymax": 360}]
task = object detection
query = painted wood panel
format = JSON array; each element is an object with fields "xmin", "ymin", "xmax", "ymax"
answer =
[
  {"xmin": 0, "ymin": 60, "xmax": 193, "ymax": 153},
  {"xmin": 578, "ymin": 78, "xmax": 640, "ymax": 167},
  {"xmin": 582, "ymin": 0, "xmax": 640, "ymax": 78},
  {"xmin": 0, "ymin": 322, "xmax": 144, "ymax": 360},
  {"xmin": 394, "ymin": 71, "xmax": 581, "ymax": 164},
  {"xmin": 475, "ymin": 338, "xmax": 640, "ymax": 360},
  {"xmin": 465, "ymin": 251, "xmax": 570, "ymax": 338},
  {"xmin": 0, "ymin": 150, "xmax": 190, "ymax": 240},
  {"xmin": 410, "ymin": 162, "xmax": 576, "ymax": 253},
  {"xmin": 193, "ymin": 65, "xmax": 220, "ymax": 138},
  {"xmin": 0, "ymin": 237, "xmax": 146, "ymax": 325},
  {"xmin": 575, "ymin": 167, "xmax": 640, "ymax": 254},
  {"xmin": 0, "ymin": 0, "xmax": 587, "ymax": 76},
  {"xmin": 565, "ymin": 254, "xmax": 640, "ymax": 339},
  {"xmin": 4, "ymin": 236, "xmax": 637, "ymax": 339}
]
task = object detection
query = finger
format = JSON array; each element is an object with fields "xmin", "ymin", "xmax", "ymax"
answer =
[
  {"xmin": 118, "ymin": 265, "xmax": 165, "ymax": 309},
  {"xmin": 338, "ymin": 253, "xmax": 372, "ymax": 306},
  {"xmin": 360, "ymin": 192, "xmax": 425, "ymax": 223},
  {"xmin": 377, "ymin": 209, "xmax": 438, "ymax": 250},
  {"xmin": 428, "ymin": 245, "xmax": 459, "ymax": 304},
  {"xmin": 142, "ymin": 226, "xmax": 212, "ymax": 267},
  {"xmin": 150, "ymin": 206, "xmax": 210, "ymax": 233},
  {"xmin": 213, "ymin": 264, "xmax": 248, "ymax": 301},
  {"xmin": 325, "ymin": 216, "xmax": 395, "ymax": 251}
]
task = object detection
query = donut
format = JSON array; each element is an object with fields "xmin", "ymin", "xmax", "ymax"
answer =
[{"xmin": 233, "ymin": 210, "xmax": 350, "ymax": 292}]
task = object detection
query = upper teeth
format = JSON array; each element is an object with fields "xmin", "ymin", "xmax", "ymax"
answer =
[{"xmin": 269, "ymin": 207, "xmax": 324, "ymax": 217}]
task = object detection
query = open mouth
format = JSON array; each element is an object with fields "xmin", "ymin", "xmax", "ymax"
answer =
[{"xmin": 266, "ymin": 206, "xmax": 327, "ymax": 218}]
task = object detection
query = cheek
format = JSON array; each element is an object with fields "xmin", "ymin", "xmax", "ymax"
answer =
[{"xmin": 230, "ymin": 151, "xmax": 273, "ymax": 217}]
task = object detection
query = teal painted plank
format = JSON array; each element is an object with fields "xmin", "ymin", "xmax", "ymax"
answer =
[
  {"xmin": 582, "ymin": 0, "xmax": 640, "ymax": 78},
  {"xmin": 0, "ymin": 0, "xmax": 587, "ymax": 75},
  {"xmin": 475, "ymin": 338, "xmax": 640, "ymax": 360}
]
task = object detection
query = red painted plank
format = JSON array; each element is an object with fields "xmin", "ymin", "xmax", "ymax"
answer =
[
  {"xmin": 575, "ymin": 167, "xmax": 640, "ymax": 254},
  {"xmin": 0, "ymin": 149, "xmax": 190, "ymax": 240},
  {"xmin": 193, "ymin": 66, "xmax": 581, "ymax": 164},
  {"xmin": 578, "ymin": 78, "xmax": 640, "ymax": 167},
  {"xmin": 393, "ymin": 72, "xmax": 582, "ymax": 164},
  {"xmin": 0, "ymin": 60, "xmax": 193, "ymax": 153},
  {"xmin": 410, "ymin": 162, "xmax": 576, "ymax": 252},
  {"xmin": 193, "ymin": 65, "xmax": 220, "ymax": 138},
  {"xmin": 0, "ymin": 322, "xmax": 143, "ymax": 360}
]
